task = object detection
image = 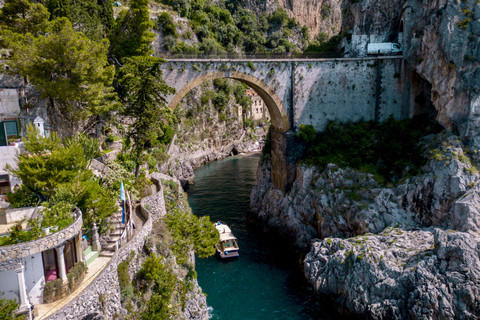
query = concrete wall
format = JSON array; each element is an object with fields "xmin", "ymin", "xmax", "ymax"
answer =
[
  {"xmin": 160, "ymin": 57, "xmax": 409, "ymax": 133},
  {"xmin": 23, "ymin": 252, "xmax": 45, "ymax": 305},
  {"xmin": 0, "ymin": 89, "xmax": 20, "ymax": 120},
  {"xmin": 0, "ymin": 268, "xmax": 20, "ymax": 303},
  {"xmin": 294, "ymin": 57, "xmax": 409, "ymax": 129},
  {"xmin": 1, "ymin": 206, "xmax": 37, "ymax": 225}
]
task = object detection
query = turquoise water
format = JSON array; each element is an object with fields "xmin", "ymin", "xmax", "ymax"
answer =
[{"xmin": 186, "ymin": 153, "xmax": 348, "ymax": 320}]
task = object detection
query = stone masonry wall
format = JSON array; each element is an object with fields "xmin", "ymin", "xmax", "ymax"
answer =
[
  {"xmin": 0, "ymin": 209, "xmax": 83, "ymax": 272},
  {"xmin": 160, "ymin": 56, "xmax": 409, "ymax": 133},
  {"xmin": 45, "ymin": 193, "xmax": 160, "ymax": 320}
]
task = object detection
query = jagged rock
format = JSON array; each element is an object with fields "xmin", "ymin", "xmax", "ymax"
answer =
[
  {"xmin": 251, "ymin": 132, "xmax": 480, "ymax": 318},
  {"xmin": 396, "ymin": 135, "xmax": 479, "ymax": 227},
  {"xmin": 304, "ymin": 228, "xmax": 480, "ymax": 319},
  {"xmin": 250, "ymin": 162, "xmax": 415, "ymax": 251}
]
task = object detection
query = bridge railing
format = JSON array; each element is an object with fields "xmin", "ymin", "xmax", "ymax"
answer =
[{"xmin": 157, "ymin": 52, "xmax": 341, "ymax": 60}]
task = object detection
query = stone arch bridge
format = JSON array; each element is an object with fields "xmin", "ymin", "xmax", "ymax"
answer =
[{"xmin": 160, "ymin": 56, "xmax": 411, "ymax": 191}]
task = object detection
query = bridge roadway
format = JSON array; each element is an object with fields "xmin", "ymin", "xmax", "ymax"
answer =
[{"xmin": 162, "ymin": 55, "xmax": 404, "ymax": 62}]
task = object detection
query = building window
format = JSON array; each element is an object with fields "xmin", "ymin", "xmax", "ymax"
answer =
[{"xmin": 0, "ymin": 120, "xmax": 18, "ymax": 146}]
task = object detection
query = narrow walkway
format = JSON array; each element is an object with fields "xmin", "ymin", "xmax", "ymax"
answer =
[{"xmin": 35, "ymin": 256, "xmax": 111, "ymax": 320}]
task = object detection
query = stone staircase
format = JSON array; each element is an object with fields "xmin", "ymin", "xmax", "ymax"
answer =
[
  {"xmin": 102, "ymin": 209, "xmax": 125, "ymax": 254},
  {"xmin": 83, "ymin": 246, "xmax": 99, "ymax": 266}
]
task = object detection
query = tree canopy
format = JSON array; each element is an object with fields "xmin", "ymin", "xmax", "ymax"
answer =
[
  {"xmin": 118, "ymin": 56, "xmax": 175, "ymax": 176},
  {"xmin": 7, "ymin": 125, "xmax": 116, "ymax": 232},
  {"xmin": 0, "ymin": 0, "xmax": 50, "ymax": 35},
  {"xmin": 109, "ymin": 0, "xmax": 155, "ymax": 61},
  {"xmin": 2, "ymin": 17, "xmax": 117, "ymax": 129}
]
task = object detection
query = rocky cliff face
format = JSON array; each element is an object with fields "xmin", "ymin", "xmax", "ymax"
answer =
[
  {"xmin": 304, "ymin": 228, "xmax": 480, "ymax": 319},
  {"xmin": 405, "ymin": 0, "xmax": 480, "ymax": 141},
  {"xmin": 249, "ymin": 133, "xmax": 480, "ymax": 318},
  {"xmin": 261, "ymin": 0, "xmax": 480, "ymax": 146}
]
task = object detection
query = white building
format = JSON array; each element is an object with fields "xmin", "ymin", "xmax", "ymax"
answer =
[{"xmin": 245, "ymin": 89, "xmax": 270, "ymax": 121}]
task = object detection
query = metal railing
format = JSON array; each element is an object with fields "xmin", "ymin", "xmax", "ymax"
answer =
[{"xmin": 157, "ymin": 52, "xmax": 341, "ymax": 60}]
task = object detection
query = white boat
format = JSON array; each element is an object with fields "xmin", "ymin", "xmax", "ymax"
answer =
[{"xmin": 214, "ymin": 221, "xmax": 239, "ymax": 258}]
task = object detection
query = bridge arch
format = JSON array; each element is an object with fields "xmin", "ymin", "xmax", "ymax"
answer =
[{"xmin": 167, "ymin": 71, "xmax": 290, "ymax": 133}]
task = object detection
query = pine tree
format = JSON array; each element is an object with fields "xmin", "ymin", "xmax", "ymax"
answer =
[
  {"xmin": 0, "ymin": 0, "xmax": 50, "ymax": 35},
  {"xmin": 3, "ymin": 17, "xmax": 118, "ymax": 131},
  {"xmin": 109, "ymin": 0, "xmax": 155, "ymax": 61},
  {"xmin": 118, "ymin": 56, "xmax": 175, "ymax": 177},
  {"xmin": 45, "ymin": 0, "xmax": 71, "ymax": 21}
]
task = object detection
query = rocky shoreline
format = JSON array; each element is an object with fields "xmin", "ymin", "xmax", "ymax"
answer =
[{"xmin": 249, "ymin": 133, "xmax": 480, "ymax": 319}]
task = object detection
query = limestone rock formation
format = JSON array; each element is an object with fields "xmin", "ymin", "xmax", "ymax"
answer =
[
  {"xmin": 250, "ymin": 133, "xmax": 480, "ymax": 318},
  {"xmin": 304, "ymin": 228, "xmax": 480, "ymax": 319}
]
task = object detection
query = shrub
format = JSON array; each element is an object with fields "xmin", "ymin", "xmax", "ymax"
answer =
[
  {"xmin": 212, "ymin": 92, "xmax": 229, "ymax": 111},
  {"xmin": 43, "ymin": 278, "xmax": 64, "ymax": 303},
  {"xmin": 299, "ymin": 115, "xmax": 443, "ymax": 183},
  {"xmin": 67, "ymin": 262, "xmax": 86, "ymax": 290},
  {"xmin": 5, "ymin": 185, "xmax": 39, "ymax": 208},
  {"xmin": 117, "ymin": 251, "xmax": 135, "ymax": 301},
  {"xmin": 296, "ymin": 124, "xmax": 316, "ymax": 143},
  {"xmin": 158, "ymin": 12, "xmax": 178, "ymax": 37},
  {"xmin": 0, "ymin": 296, "xmax": 23, "ymax": 319},
  {"xmin": 138, "ymin": 253, "xmax": 163, "ymax": 281}
]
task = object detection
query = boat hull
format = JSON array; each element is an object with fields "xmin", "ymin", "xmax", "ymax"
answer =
[{"xmin": 218, "ymin": 250, "xmax": 239, "ymax": 258}]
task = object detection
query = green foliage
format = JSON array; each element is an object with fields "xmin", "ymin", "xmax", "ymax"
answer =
[
  {"xmin": 3, "ymin": 218, "xmax": 43, "ymax": 245},
  {"xmin": 0, "ymin": 294, "xmax": 24, "ymax": 319},
  {"xmin": 63, "ymin": 132, "xmax": 100, "ymax": 165},
  {"xmin": 299, "ymin": 115, "xmax": 443, "ymax": 183},
  {"xmin": 40, "ymin": 200, "xmax": 75, "ymax": 230},
  {"xmin": 212, "ymin": 92, "xmax": 229, "ymax": 111},
  {"xmin": 296, "ymin": 124, "xmax": 316, "ymax": 143},
  {"xmin": 67, "ymin": 261, "xmax": 86, "ymax": 290},
  {"xmin": 165, "ymin": 210, "xmax": 219, "ymax": 264},
  {"xmin": 118, "ymin": 56, "xmax": 176, "ymax": 176},
  {"xmin": 8, "ymin": 130, "xmax": 88, "ymax": 197},
  {"xmin": 321, "ymin": 3, "xmax": 332, "ymax": 19},
  {"xmin": 117, "ymin": 251, "xmax": 135, "ymax": 301},
  {"xmin": 43, "ymin": 278, "xmax": 64, "ymax": 303},
  {"xmin": 2, "ymin": 18, "xmax": 117, "ymax": 126},
  {"xmin": 305, "ymin": 32, "xmax": 346, "ymax": 53},
  {"xmin": 70, "ymin": 0, "xmax": 114, "ymax": 41},
  {"xmin": 8, "ymin": 126, "xmax": 115, "ymax": 232},
  {"xmin": 109, "ymin": 0, "xmax": 155, "ymax": 60},
  {"xmin": 158, "ymin": 2, "xmax": 302, "ymax": 54},
  {"xmin": 138, "ymin": 253, "xmax": 163, "ymax": 281},
  {"xmin": 5, "ymin": 185, "xmax": 39, "ymax": 208},
  {"xmin": 458, "ymin": 17, "xmax": 471, "ymax": 30},
  {"xmin": 0, "ymin": 0, "xmax": 50, "ymax": 35},
  {"xmin": 157, "ymin": 12, "xmax": 177, "ymax": 37},
  {"xmin": 45, "ymin": 0, "xmax": 71, "ymax": 20},
  {"xmin": 137, "ymin": 253, "xmax": 177, "ymax": 319}
]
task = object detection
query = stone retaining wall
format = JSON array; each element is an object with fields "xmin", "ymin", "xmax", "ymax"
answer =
[
  {"xmin": 45, "ymin": 183, "xmax": 166, "ymax": 320},
  {"xmin": 0, "ymin": 209, "xmax": 83, "ymax": 272}
]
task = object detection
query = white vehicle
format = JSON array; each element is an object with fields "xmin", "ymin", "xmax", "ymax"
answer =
[{"xmin": 367, "ymin": 43, "xmax": 402, "ymax": 55}]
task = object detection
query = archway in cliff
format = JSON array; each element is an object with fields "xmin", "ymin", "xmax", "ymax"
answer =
[
  {"xmin": 168, "ymin": 71, "xmax": 290, "ymax": 133},
  {"xmin": 168, "ymin": 71, "xmax": 290, "ymax": 192}
]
